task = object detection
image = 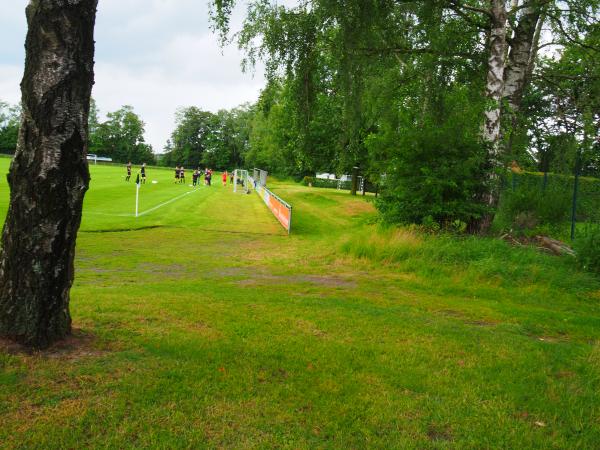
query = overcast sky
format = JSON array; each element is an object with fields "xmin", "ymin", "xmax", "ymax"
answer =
[{"xmin": 0, "ymin": 0, "xmax": 268, "ymax": 153}]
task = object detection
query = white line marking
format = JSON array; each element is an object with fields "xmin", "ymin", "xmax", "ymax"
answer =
[
  {"xmin": 137, "ymin": 190, "xmax": 196, "ymax": 217},
  {"xmin": 86, "ymin": 189, "xmax": 198, "ymax": 218}
]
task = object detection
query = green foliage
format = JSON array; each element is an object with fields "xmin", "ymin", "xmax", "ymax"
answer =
[
  {"xmin": 91, "ymin": 105, "xmax": 155, "ymax": 164},
  {"xmin": 0, "ymin": 100, "xmax": 20, "ymax": 153},
  {"xmin": 163, "ymin": 105, "xmax": 252, "ymax": 170},
  {"xmin": 163, "ymin": 106, "xmax": 217, "ymax": 168},
  {"xmin": 528, "ymin": 21, "xmax": 600, "ymax": 176},
  {"xmin": 373, "ymin": 87, "xmax": 488, "ymax": 227},
  {"xmin": 244, "ymin": 75, "xmax": 342, "ymax": 177},
  {"xmin": 495, "ymin": 177, "xmax": 571, "ymax": 234},
  {"xmin": 340, "ymin": 224, "xmax": 597, "ymax": 294},
  {"xmin": 574, "ymin": 225, "xmax": 600, "ymax": 273},
  {"xmin": 210, "ymin": 0, "xmax": 599, "ymax": 232},
  {"xmin": 211, "ymin": 0, "xmax": 496, "ymax": 226},
  {"xmin": 495, "ymin": 172, "xmax": 600, "ymax": 235}
]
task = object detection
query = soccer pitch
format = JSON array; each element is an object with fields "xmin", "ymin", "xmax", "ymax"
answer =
[
  {"xmin": 81, "ymin": 165, "xmax": 211, "ymax": 231},
  {"xmin": 0, "ymin": 160, "xmax": 285, "ymax": 235}
]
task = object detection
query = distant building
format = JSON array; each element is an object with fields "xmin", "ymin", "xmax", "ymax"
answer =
[
  {"xmin": 316, "ymin": 173, "xmax": 351, "ymax": 181},
  {"xmin": 87, "ymin": 154, "xmax": 112, "ymax": 164}
]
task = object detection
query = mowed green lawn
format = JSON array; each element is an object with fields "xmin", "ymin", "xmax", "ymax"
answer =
[{"xmin": 1, "ymin": 158, "xmax": 600, "ymax": 449}]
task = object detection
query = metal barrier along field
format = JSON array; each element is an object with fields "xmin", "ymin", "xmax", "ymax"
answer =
[{"xmin": 249, "ymin": 177, "xmax": 292, "ymax": 235}]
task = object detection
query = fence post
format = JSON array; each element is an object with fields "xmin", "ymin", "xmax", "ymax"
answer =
[
  {"xmin": 542, "ymin": 171, "xmax": 548, "ymax": 192},
  {"xmin": 351, "ymin": 166, "xmax": 359, "ymax": 196},
  {"xmin": 570, "ymin": 153, "xmax": 581, "ymax": 241}
]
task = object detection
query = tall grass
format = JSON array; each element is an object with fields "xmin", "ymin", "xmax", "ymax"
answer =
[{"xmin": 341, "ymin": 225, "xmax": 597, "ymax": 293}]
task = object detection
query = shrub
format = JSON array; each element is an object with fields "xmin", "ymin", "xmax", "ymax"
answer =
[
  {"xmin": 370, "ymin": 87, "xmax": 489, "ymax": 228},
  {"xmin": 302, "ymin": 176, "xmax": 314, "ymax": 186},
  {"xmin": 574, "ymin": 226, "xmax": 600, "ymax": 273},
  {"xmin": 495, "ymin": 179, "xmax": 571, "ymax": 234}
]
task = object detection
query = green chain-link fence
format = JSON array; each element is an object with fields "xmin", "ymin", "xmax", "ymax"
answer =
[{"xmin": 497, "ymin": 170, "xmax": 600, "ymax": 240}]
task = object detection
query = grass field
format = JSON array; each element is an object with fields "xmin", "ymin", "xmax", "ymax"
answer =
[{"xmin": 1, "ymin": 159, "xmax": 600, "ymax": 449}]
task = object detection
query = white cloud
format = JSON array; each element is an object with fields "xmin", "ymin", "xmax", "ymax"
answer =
[
  {"xmin": 93, "ymin": 59, "xmax": 264, "ymax": 152},
  {"xmin": 0, "ymin": 0, "xmax": 267, "ymax": 153},
  {"xmin": 0, "ymin": 66, "xmax": 22, "ymax": 105}
]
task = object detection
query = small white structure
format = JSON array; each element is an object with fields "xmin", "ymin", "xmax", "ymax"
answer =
[
  {"xmin": 86, "ymin": 154, "xmax": 112, "ymax": 164},
  {"xmin": 316, "ymin": 172, "xmax": 351, "ymax": 181},
  {"xmin": 316, "ymin": 172, "xmax": 335, "ymax": 180}
]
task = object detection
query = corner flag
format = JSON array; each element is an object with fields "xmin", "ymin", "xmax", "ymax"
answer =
[{"xmin": 135, "ymin": 173, "xmax": 140, "ymax": 217}]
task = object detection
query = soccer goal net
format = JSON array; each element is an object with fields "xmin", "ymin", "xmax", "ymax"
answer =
[
  {"xmin": 253, "ymin": 168, "xmax": 268, "ymax": 188},
  {"xmin": 233, "ymin": 169, "xmax": 250, "ymax": 194}
]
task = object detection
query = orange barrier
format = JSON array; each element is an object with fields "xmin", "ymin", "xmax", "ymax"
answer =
[{"xmin": 250, "ymin": 177, "xmax": 292, "ymax": 234}]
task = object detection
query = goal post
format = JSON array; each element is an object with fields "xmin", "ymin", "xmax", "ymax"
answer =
[
  {"xmin": 253, "ymin": 168, "xmax": 268, "ymax": 188},
  {"xmin": 233, "ymin": 169, "xmax": 250, "ymax": 194}
]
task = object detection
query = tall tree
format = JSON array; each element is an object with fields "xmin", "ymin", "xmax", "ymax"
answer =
[
  {"xmin": 0, "ymin": 0, "xmax": 98, "ymax": 348},
  {"xmin": 213, "ymin": 0, "xmax": 597, "ymax": 230},
  {"xmin": 164, "ymin": 107, "xmax": 220, "ymax": 168},
  {"xmin": 93, "ymin": 105, "xmax": 155, "ymax": 164}
]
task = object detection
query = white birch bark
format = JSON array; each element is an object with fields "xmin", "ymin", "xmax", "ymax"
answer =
[
  {"xmin": 503, "ymin": 1, "xmax": 541, "ymax": 112},
  {"xmin": 483, "ymin": 0, "xmax": 508, "ymax": 166}
]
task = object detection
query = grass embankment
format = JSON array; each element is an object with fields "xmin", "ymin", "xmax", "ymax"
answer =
[{"xmin": 1, "ymin": 162, "xmax": 599, "ymax": 449}]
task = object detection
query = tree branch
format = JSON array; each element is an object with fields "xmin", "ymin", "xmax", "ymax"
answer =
[
  {"xmin": 507, "ymin": 0, "xmax": 553, "ymax": 16},
  {"xmin": 356, "ymin": 46, "xmax": 483, "ymax": 61},
  {"xmin": 447, "ymin": 0, "xmax": 493, "ymax": 18},
  {"xmin": 546, "ymin": 12, "xmax": 600, "ymax": 53},
  {"xmin": 446, "ymin": 9, "xmax": 489, "ymax": 31}
]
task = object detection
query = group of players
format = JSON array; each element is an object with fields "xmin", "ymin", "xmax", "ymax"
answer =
[
  {"xmin": 175, "ymin": 166, "xmax": 223, "ymax": 187},
  {"xmin": 125, "ymin": 162, "xmax": 146, "ymax": 183},
  {"xmin": 124, "ymin": 161, "xmax": 229, "ymax": 187}
]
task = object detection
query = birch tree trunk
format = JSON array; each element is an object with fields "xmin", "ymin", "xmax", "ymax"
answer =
[
  {"xmin": 504, "ymin": 8, "xmax": 544, "ymax": 153},
  {"xmin": 483, "ymin": 0, "xmax": 508, "ymax": 161},
  {"xmin": 476, "ymin": 0, "xmax": 507, "ymax": 232},
  {"xmin": 503, "ymin": 4, "xmax": 541, "ymax": 112},
  {"xmin": 0, "ymin": 0, "xmax": 98, "ymax": 349}
]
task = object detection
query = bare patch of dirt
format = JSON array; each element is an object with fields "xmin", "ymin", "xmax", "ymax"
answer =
[
  {"xmin": 296, "ymin": 319, "xmax": 327, "ymax": 338},
  {"xmin": 206, "ymin": 267, "xmax": 249, "ymax": 278},
  {"xmin": 555, "ymin": 370, "xmax": 576, "ymax": 379},
  {"xmin": 137, "ymin": 262, "xmax": 190, "ymax": 279},
  {"xmin": 0, "ymin": 328, "xmax": 107, "ymax": 360},
  {"xmin": 82, "ymin": 225, "xmax": 163, "ymax": 233},
  {"xmin": 235, "ymin": 273, "xmax": 356, "ymax": 288},
  {"xmin": 427, "ymin": 425, "xmax": 453, "ymax": 442},
  {"xmin": 464, "ymin": 320, "xmax": 497, "ymax": 327},
  {"xmin": 439, "ymin": 309, "xmax": 466, "ymax": 318},
  {"xmin": 294, "ymin": 274, "xmax": 356, "ymax": 287}
]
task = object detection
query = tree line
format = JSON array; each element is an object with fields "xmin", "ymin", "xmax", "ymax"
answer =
[
  {"xmin": 0, "ymin": 97, "xmax": 257, "ymax": 171},
  {"xmin": 210, "ymin": 0, "xmax": 599, "ymax": 230},
  {"xmin": 3, "ymin": 0, "xmax": 597, "ymax": 231}
]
